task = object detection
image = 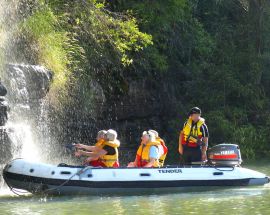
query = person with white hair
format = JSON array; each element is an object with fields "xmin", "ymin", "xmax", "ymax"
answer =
[
  {"xmin": 127, "ymin": 131, "xmax": 161, "ymax": 168},
  {"xmin": 75, "ymin": 129, "xmax": 120, "ymax": 167},
  {"xmin": 148, "ymin": 129, "xmax": 168, "ymax": 167}
]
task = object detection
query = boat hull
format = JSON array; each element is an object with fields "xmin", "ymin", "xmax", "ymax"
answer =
[{"xmin": 3, "ymin": 159, "xmax": 269, "ymax": 195}]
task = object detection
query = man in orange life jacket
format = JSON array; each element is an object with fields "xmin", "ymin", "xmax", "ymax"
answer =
[
  {"xmin": 75, "ymin": 129, "xmax": 120, "ymax": 167},
  {"xmin": 178, "ymin": 107, "xmax": 209, "ymax": 164},
  {"xmin": 127, "ymin": 131, "xmax": 161, "ymax": 168}
]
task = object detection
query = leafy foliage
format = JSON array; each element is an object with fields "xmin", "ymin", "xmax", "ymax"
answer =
[{"xmin": 16, "ymin": 0, "xmax": 270, "ymax": 159}]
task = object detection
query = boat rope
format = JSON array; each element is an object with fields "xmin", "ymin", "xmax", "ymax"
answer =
[
  {"xmin": 42, "ymin": 166, "xmax": 92, "ymax": 195},
  {"xmin": 3, "ymin": 165, "xmax": 92, "ymax": 196},
  {"xmin": 2, "ymin": 172, "xmax": 29, "ymax": 196},
  {"xmin": 2, "ymin": 158, "xmax": 31, "ymax": 196}
]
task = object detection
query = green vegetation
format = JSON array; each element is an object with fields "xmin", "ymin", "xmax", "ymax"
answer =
[
  {"xmin": 107, "ymin": 0, "xmax": 270, "ymax": 159},
  {"xmin": 19, "ymin": 0, "xmax": 152, "ymax": 102},
  {"xmin": 14, "ymin": 0, "xmax": 270, "ymax": 159},
  {"xmin": 22, "ymin": 6, "xmax": 72, "ymax": 87}
]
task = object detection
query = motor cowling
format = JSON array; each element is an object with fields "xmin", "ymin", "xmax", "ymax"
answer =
[{"xmin": 207, "ymin": 143, "xmax": 242, "ymax": 166}]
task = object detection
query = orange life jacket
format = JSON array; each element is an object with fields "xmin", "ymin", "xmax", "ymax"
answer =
[
  {"xmin": 136, "ymin": 141, "xmax": 161, "ymax": 167},
  {"xmin": 89, "ymin": 139, "xmax": 120, "ymax": 167}
]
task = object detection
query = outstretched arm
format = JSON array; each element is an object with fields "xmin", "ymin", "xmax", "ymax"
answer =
[
  {"xmin": 75, "ymin": 150, "xmax": 97, "ymax": 157},
  {"xmin": 76, "ymin": 147, "xmax": 107, "ymax": 157},
  {"xmin": 75, "ymin": 144, "xmax": 98, "ymax": 152}
]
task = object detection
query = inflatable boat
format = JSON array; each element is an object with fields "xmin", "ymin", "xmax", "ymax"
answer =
[{"xmin": 2, "ymin": 144, "xmax": 270, "ymax": 195}]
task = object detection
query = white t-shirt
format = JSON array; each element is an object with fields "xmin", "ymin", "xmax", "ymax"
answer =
[{"xmin": 149, "ymin": 145, "xmax": 164, "ymax": 159}]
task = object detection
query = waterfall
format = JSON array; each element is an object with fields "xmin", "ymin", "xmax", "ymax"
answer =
[
  {"xmin": 3, "ymin": 64, "xmax": 52, "ymax": 160},
  {"xmin": 0, "ymin": 0, "xmax": 21, "ymax": 64},
  {"xmin": 0, "ymin": 0, "xmax": 52, "ymax": 166},
  {"xmin": 0, "ymin": 0, "xmax": 78, "ymax": 193},
  {"xmin": 0, "ymin": 63, "xmax": 52, "ymax": 194}
]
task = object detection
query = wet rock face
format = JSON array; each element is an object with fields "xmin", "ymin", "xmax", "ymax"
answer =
[
  {"xmin": 0, "ymin": 64, "xmax": 52, "ymax": 165},
  {"xmin": 3, "ymin": 64, "xmax": 52, "ymax": 119},
  {"xmin": 0, "ymin": 63, "xmax": 180, "ymax": 165},
  {"xmin": 58, "ymin": 75, "xmax": 181, "ymax": 163},
  {"xmin": 4, "ymin": 64, "xmax": 52, "ymax": 105},
  {"xmin": 98, "ymin": 78, "xmax": 179, "ymax": 146}
]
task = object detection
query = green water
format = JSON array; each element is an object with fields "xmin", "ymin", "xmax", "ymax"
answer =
[{"xmin": 0, "ymin": 161, "xmax": 269, "ymax": 215}]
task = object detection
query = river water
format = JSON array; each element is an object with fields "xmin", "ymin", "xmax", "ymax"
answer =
[{"xmin": 0, "ymin": 161, "xmax": 269, "ymax": 215}]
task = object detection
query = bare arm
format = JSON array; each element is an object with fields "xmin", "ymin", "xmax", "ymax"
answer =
[
  {"xmin": 76, "ymin": 150, "xmax": 98, "ymax": 157},
  {"xmin": 127, "ymin": 157, "xmax": 138, "ymax": 167},
  {"xmin": 143, "ymin": 158, "xmax": 157, "ymax": 168},
  {"xmin": 76, "ymin": 147, "xmax": 107, "ymax": 157},
  {"xmin": 134, "ymin": 158, "xmax": 138, "ymax": 166},
  {"xmin": 83, "ymin": 149, "xmax": 107, "ymax": 164},
  {"xmin": 95, "ymin": 149, "xmax": 108, "ymax": 157},
  {"xmin": 201, "ymin": 137, "xmax": 208, "ymax": 161},
  {"xmin": 202, "ymin": 137, "xmax": 208, "ymax": 152},
  {"xmin": 75, "ymin": 144, "xmax": 98, "ymax": 152},
  {"xmin": 178, "ymin": 131, "xmax": 183, "ymax": 155}
]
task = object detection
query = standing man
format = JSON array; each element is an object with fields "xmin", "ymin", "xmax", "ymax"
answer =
[{"xmin": 178, "ymin": 107, "xmax": 209, "ymax": 164}]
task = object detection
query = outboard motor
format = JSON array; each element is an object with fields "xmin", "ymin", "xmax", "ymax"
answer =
[{"xmin": 207, "ymin": 143, "xmax": 242, "ymax": 166}]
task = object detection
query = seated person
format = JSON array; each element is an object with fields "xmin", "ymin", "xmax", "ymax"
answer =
[
  {"xmin": 75, "ymin": 129, "xmax": 120, "ymax": 167},
  {"xmin": 75, "ymin": 130, "xmax": 107, "ymax": 153},
  {"xmin": 127, "ymin": 131, "xmax": 161, "ymax": 168},
  {"xmin": 149, "ymin": 129, "xmax": 168, "ymax": 167}
]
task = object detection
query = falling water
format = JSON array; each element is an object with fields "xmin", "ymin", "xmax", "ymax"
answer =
[
  {"xmin": 0, "ymin": 64, "xmax": 51, "ymax": 195},
  {"xmin": 0, "ymin": 1, "xmax": 52, "ymax": 194},
  {"xmin": 3, "ymin": 63, "xmax": 51, "ymax": 160},
  {"xmin": 0, "ymin": 0, "xmax": 18, "ymax": 192},
  {"xmin": 0, "ymin": 0, "xmax": 21, "ymax": 64}
]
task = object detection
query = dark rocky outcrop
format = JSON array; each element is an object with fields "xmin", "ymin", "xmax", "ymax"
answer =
[
  {"xmin": 4, "ymin": 64, "xmax": 52, "ymax": 118},
  {"xmin": 47, "ymin": 72, "xmax": 185, "ymax": 164},
  {"xmin": 0, "ymin": 64, "xmax": 52, "ymax": 165},
  {"xmin": 0, "ymin": 63, "xmax": 183, "ymax": 165}
]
